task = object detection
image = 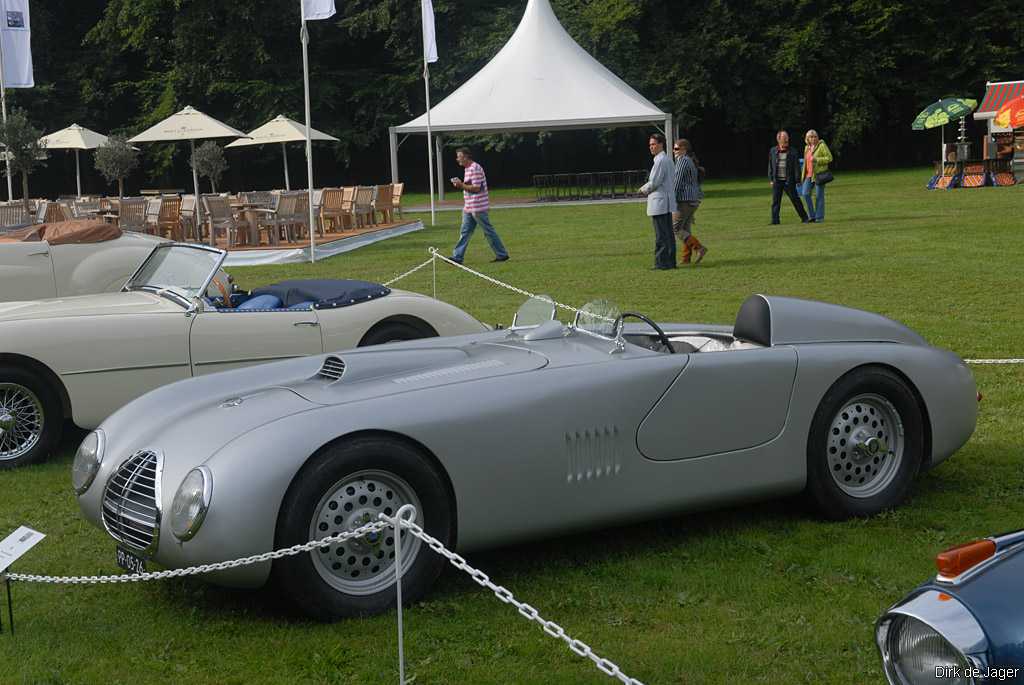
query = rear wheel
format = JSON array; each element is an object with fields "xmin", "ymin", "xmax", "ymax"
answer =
[
  {"xmin": 805, "ymin": 367, "xmax": 924, "ymax": 519},
  {"xmin": 0, "ymin": 366, "xmax": 62, "ymax": 469},
  {"xmin": 272, "ymin": 436, "xmax": 452, "ymax": 620},
  {"xmin": 359, "ymin": 321, "xmax": 435, "ymax": 347}
]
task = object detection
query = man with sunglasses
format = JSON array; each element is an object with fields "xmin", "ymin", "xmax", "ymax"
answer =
[{"xmin": 639, "ymin": 133, "xmax": 677, "ymax": 270}]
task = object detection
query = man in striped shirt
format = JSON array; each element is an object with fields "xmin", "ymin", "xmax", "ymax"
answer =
[
  {"xmin": 449, "ymin": 147, "xmax": 509, "ymax": 264},
  {"xmin": 672, "ymin": 138, "xmax": 708, "ymax": 264}
]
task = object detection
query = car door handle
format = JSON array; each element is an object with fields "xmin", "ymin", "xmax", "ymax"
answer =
[
  {"xmin": 293, "ymin": 321, "xmax": 320, "ymax": 327},
  {"xmin": 27, "ymin": 250, "xmax": 49, "ymax": 256}
]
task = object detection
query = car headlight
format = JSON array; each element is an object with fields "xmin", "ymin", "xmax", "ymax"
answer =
[
  {"xmin": 170, "ymin": 467, "xmax": 212, "ymax": 541},
  {"xmin": 71, "ymin": 430, "xmax": 105, "ymax": 495},
  {"xmin": 878, "ymin": 614, "xmax": 973, "ymax": 685}
]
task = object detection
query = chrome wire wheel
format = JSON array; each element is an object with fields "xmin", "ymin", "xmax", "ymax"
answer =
[
  {"xmin": 308, "ymin": 469, "xmax": 423, "ymax": 597},
  {"xmin": 826, "ymin": 393, "xmax": 904, "ymax": 498},
  {"xmin": 0, "ymin": 382, "xmax": 44, "ymax": 463}
]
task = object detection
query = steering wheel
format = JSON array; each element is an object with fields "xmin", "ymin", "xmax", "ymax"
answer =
[
  {"xmin": 213, "ymin": 275, "xmax": 233, "ymax": 308},
  {"xmin": 617, "ymin": 312, "xmax": 675, "ymax": 354}
]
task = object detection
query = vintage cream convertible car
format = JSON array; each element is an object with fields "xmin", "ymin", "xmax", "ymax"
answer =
[
  {"xmin": 0, "ymin": 243, "xmax": 487, "ymax": 468},
  {"xmin": 0, "ymin": 220, "xmax": 164, "ymax": 303}
]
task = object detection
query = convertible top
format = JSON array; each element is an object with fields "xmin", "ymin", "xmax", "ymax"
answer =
[
  {"xmin": 250, "ymin": 279, "xmax": 390, "ymax": 309},
  {"xmin": 0, "ymin": 220, "xmax": 122, "ymax": 245}
]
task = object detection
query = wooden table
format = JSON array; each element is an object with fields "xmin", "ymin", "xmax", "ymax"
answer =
[{"xmin": 230, "ymin": 202, "xmax": 270, "ymax": 246}]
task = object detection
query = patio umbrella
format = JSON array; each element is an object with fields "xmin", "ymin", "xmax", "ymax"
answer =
[
  {"xmin": 38, "ymin": 124, "xmax": 109, "ymax": 198},
  {"xmin": 225, "ymin": 115, "xmax": 338, "ymax": 191},
  {"xmin": 129, "ymin": 106, "xmax": 247, "ymax": 244},
  {"xmin": 912, "ymin": 98, "xmax": 978, "ymax": 160},
  {"xmin": 994, "ymin": 95, "xmax": 1024, "ymax": 130}
]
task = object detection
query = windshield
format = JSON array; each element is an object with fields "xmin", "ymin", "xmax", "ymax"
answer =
[
  {"xmin": 572, "ymin": 300, "xmax": 622, "ymax": 341},
  {"xmin": 125, "ymin": 244, "xmax": 225, "ymax": 299}
]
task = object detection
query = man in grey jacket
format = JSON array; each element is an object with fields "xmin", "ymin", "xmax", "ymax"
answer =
[{"xmin": 640, "ymin": 133, "xmax": 678, "ymax": 270}]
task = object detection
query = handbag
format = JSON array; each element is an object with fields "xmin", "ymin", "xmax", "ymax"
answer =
[{"xmin": 816, "ymin": 170, "xmax": 834, "ymax": 185}]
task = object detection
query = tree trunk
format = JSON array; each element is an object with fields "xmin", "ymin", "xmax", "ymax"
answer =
[
  {"xmin": 21, "ymin": 172, "xmax": 29, "ymax": 214},
  {"xmin": 118, "ymin": 178, "xmax": 124, "ymax": 199},
  {"xmin": 211, "ymin": 178, "xmax": 217, "ymax": 193}
]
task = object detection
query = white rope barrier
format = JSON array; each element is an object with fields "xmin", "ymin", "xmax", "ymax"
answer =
[{"xmin": 965, "ymin": 359, "xmax": 1024, "ymax": 365}]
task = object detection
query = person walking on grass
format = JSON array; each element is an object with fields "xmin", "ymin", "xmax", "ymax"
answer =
[
  {"xmin": 768, "ymin": 130, "xmax": 810, "ymax": 225},
  {"xmin": 640, "ymin": 133, "xmax": 677, "ymax": 270},
  {"xmin": 672, "ymin": 138, "xmax": 707, "ymax": 264},
  {"xmin": 800, "ymin": 129, "xmax": 833, "ymax": 223},
  {"xmin": 449, "ymin": 147, "xmax": 509, "ymax": 265}
]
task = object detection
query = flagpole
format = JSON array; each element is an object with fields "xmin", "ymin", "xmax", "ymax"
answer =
[
  {"xmin": 300, "ymin": 10, "xmax": 316, "ymax": 263},
  {"xmin": 0, "ymin": 26, "xmax": 12, "ymax": 203},
  {"xmin": 424, "ymin": 61, "xmax": 436, "ymax": 226}
]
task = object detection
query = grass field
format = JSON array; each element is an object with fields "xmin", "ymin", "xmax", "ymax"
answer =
[{"xmin": 1, "ymin": 168, "xmax": 1021, "ymax": 684}]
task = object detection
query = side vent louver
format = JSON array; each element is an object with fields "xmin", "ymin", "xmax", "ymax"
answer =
[{"xmin": 318, "ymin": 356, "xmax": 346, "ymax": 381}]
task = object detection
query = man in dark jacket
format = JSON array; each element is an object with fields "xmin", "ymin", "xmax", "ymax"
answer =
[{"xmin": 768, "ymin": 130, "xmax": 810, "ymax": 225}]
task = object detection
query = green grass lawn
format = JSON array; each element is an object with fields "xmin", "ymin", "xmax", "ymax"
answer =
[{"xmin": 2, "ymin": 168, "xmax": 1022, "ymax": 684}]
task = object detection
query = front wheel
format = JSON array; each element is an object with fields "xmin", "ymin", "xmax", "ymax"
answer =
[
  {"xmin": 272, "ymin": 437, "xmax": 453, "ymax": 620},
  {"xmin": 805, "ymin": 367, "xmax": 924, "ymax": 519},
  {"xmin": 0, "ymin": 366, "xmax": 62, "ymax": 469}
]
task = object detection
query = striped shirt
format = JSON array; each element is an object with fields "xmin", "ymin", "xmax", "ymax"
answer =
[
  {"xmin": 673, "ymin": 155, "xmax": 704, "ymax": 204},
  {"xmin": 776, "ymin": 149, "xmax": 788, "ymax": 179},
  {"xmin": 462, "ymin": 161, "xmax": 489, "ymax": 212}
]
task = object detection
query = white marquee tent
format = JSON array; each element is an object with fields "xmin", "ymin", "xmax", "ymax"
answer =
[{"xmin": 389, "ymin": 0, "xmax": 670, "ymax": 198}]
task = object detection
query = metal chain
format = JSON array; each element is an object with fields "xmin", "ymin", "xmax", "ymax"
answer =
[
  {"xmin": 393, "ymin": 515, "xmax": 645, "ymax": 685},
  {"xmin": 965, "ymin": 359, "xmax": 1024, "ymax": 365},
  {"xmin": 3, "ymin": 520, "xmax": 389, "ymax": 585},
  {"xmin": 383, "ymin": 257, "xmax": 436, "ymax": 287}
]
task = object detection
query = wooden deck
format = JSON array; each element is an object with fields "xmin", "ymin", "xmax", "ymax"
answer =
[{"xmin": 210, "ymin": 218, "xmax": 419, "ymax": 252}]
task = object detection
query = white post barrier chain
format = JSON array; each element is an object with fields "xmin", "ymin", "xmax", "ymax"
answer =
[
  {"xmin": 2, "ymin": 513, "xmax": 644, "ymax": 685},
  {"xmin": 383, "ymin": 256, "xmax": 436, "ymax": 288},
  {"xmin": 388, "ymin": 513, "xmax": 645, "ymax": 685},
  {"xmin": 965, "ymin": 359, "xmax": 1024, "ymax": 365}
]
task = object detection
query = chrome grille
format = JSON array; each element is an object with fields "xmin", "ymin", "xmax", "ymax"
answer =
[
  {"xmin": 318, "ymin": 356, "xmax": 346, "ymax": 381},
  {"xmin": 102, "ymin": 449, "xmax": 162, "ymax": 554}
]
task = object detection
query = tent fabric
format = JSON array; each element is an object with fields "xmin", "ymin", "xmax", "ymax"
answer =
[
  {"xmin": 0, "ymin": 220, "xmax": 121, "ymax": 245},
  {"xmin": 976, "ymin": 81, "xmax": 1024, "ymax": 115},
  {"xmin": 395, "ymin": 0, "xmax": 665, "ymax": 134}
]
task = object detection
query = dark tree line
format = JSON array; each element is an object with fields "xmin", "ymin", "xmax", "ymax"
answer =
[{"xmin": 11, "ymin": 0, "xmax": 1024, "ymax": 197}]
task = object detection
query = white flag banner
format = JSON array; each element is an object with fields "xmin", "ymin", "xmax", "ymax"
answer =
[
  {"xmin": 301, "ymin": 0, "xmax": 336, "ymax": 21},
  {"xmin": 0, "ymin": 0, "xmax": 33, "ymax": 88},
  {"xmin": 421, "ymin": 0, "xmax": 438, "ymax": 63}
]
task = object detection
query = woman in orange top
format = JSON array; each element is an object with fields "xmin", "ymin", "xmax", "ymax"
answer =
[{"xmin": 800, "ymin": 129, "xmax": 833, "ymax": 223}]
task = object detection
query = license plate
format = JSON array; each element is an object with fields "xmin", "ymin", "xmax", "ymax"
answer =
[{"xmin": 116, "ymin": 546, "xmax": 146, "ymax": 575}]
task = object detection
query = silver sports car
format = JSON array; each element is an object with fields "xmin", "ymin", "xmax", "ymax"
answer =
[{"xmin": 75, "ymin": 295, "xmax": 978, "ymax": 619}]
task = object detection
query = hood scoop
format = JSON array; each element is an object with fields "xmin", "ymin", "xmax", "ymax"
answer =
[{"xmin": 317, "ymin": 356, "xmax": 347, "ymax": 382}]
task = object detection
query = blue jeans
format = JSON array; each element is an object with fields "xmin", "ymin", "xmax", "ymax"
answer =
[
  {"xmin": 800, "ymin": 178, "xmax": 825, "ymax": 221},
  {"xmin": 452, "ymin": 211, "xmax": 508, "ymax": 262}
]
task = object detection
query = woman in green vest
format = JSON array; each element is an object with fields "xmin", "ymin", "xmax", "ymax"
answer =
[{"xmin": 801, "ymin": 130, "xmax": 833, "ymax": 223}]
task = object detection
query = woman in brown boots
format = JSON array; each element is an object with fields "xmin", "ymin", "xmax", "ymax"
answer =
[{"xmin": 672, "ymin": 138, "xmax": 708, "ymax": 264}]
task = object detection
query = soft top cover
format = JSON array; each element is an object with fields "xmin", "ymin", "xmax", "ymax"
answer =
[
  {"xmin": 251, "ymin": 279, "xmax": 390, "ymax": 309},
  {"xmin": 0, "ymin": 220, "xmax": 122, "ymax": 245}
]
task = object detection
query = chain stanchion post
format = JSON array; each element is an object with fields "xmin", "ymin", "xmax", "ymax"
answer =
[
  {"xmin": 391, "ymin": 504, "xmax": 417, "ymax": 685},
  {"xmin": 5, "ymin": 571, "xmax": 12, "ymax": 635}
]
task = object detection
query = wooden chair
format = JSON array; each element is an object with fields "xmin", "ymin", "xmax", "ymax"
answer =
[
  {"xmin": 319, "ymin": 188, "xmax": 351, "ymax": 233},
  {"xmin": 254, "ymin": 193, "xmax": 297, "ymax": 244},
  {"xmin": 289, "ymin": 192, "xmax": 312, "ymax": 241},
  {"xmin": 391, "ymin": 182, "xmax": 404, "ymax": 219},
  {"xmin": 155, "ymin": 196, "xmax": 182, "ymax": 240},
  {"xmin": 143, "ymin": 198, "xmax": 162, "ymax": 235},
  {"xmin": 202, "ymin": 195, "xmax": 251, "ymax": 248},
  {"xmin": 0, "ymin": 203, "xmax": 28, "ymax": 231},
  {"xmin": 72, "ymin": 199, "xmax": 101, "ymax": 219},
  {"xmin": 374, "ymin": 184, "xmax": 394, "ymax": 224},
  {"xmin": 353, "ymin": 186, "xmax": 375, "ymax": 228},
  {"xmin": 179, "ymin": 196, "xmax": 198, "ymax": 241},
  {"xmin": 241, "ymin": 191, "xmax": 273, "ymax": 208},
  {"xmin": 118, "ymin": 197, "xmax": 148, "ymax": 232}
]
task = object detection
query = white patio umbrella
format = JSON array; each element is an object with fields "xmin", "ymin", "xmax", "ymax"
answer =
[
  {"xmin": 39, "ymin": 124, "xmax": 109, "ymax": 198},
  {"xmin": 129, "ymin": 106, "xmax": 247, "ymax": 244},
  {"xmin": 225, "ymin": 114, "xmax": 338, "ymax": 191}
]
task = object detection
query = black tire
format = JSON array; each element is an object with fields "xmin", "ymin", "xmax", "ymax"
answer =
[
  {"xmin": 272, "ymin": 436, "xmax": 453, "ymax": 620},
  {"xmin": 0, "ymin": 365, "xmax": 62, "ymax": 470},
  {"xmin": 805, "ymin": 366, "xmax": 924, "ymax": 520},
  {"xmin": 359, "ymin": 320, "xmax": 435, "ymax": 347}
]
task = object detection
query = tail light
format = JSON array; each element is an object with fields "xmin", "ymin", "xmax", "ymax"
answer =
[{"xmin": 936, "ymin": 539, "xmax": 996, "ymax": 578}]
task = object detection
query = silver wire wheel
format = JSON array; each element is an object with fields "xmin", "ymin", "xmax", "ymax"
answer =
[
  {"xmin": 0, "ymin": 382, "xmax": 45, "ymax": 463},
  {"xmin": 308, "ymin": 469, "xmax": 423, "ymax": 597},
  {"xmin": 826, "ymin": 393, "xmax": 904, "ymax": 498}
]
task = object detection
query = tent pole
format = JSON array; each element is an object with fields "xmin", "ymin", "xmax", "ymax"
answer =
[
  {"xmin": 0, "ymin": 26, "xmax": 11, "ymax": 203},
  {"xmin": 192, "ymin": 139, "xmax": 208, "ymax": 246},
  {"xmin": 300, "ymin": 15, "xmax": 317, "ymax": 263},
  {"xmin": 75, "ymin": 150, "xmax": 81, "ymax": 198},
  {"xmin": 282, "ymin": 142, "xmax": 291, "ymax": 191},
  {"xmin": 389, "ymin": 127, "xmax": 398, "ymax": 184},
  {"xmin": 435, "ymin": 135, "xmax": 444, "ymax": 202},
  {"xmin": 665, "ymin": 114, "xmax": 674, "ymax": 148}
]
